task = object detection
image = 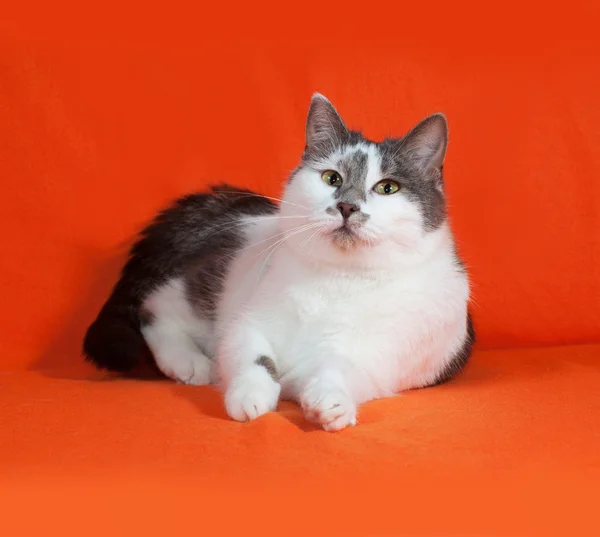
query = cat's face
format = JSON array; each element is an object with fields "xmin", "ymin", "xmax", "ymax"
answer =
[{"xmin": 280, "ymin": 94, "xmax": 449, "ymax": 269}]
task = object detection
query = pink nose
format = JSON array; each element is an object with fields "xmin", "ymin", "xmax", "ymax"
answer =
[{"xmin": 337, "ymin": 202, "xmax": 359, "ymax": 219}]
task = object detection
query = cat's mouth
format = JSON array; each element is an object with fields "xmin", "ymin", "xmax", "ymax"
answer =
[{"xmin": 330, "ymin": 224, "xmax": 360, "ymax": 251}]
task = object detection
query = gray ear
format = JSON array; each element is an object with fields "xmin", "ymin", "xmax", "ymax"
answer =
[
  {"xmin": 305, "ymin": 93, "xmax": 349, "ymax": 159},
  {"xmin": 401, "ymin": 113, "xmax": 448, "ymax": 171}
]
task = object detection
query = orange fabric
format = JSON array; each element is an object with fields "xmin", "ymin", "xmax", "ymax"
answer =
[
  {"xmin": 2, "ymin": 346, "xmax": 600, "ymax": 536},
  {"xmin": 2, "ymin": 2, "xmax": 600, "ymax": 536}
]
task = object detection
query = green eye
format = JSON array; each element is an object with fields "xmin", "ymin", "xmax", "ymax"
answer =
[
  {"xmin": 321, "ymin": 170, "xmax": 343, "ymax": 187},
  {"xmin": 374, "ymin": 180, "xmax": 400, "ymax": 195}
]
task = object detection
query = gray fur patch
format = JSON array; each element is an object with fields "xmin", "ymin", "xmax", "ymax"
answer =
[
  {"xmin": 255, "ymin": 356, "xmax": 278, "ymax": 380},
  {"xmin": 302, "ymin": 130, "xmax": 367, "ymax": 167},
  {"xmin": 183, "ymin": 189, "xmax": 278, "ymax": 320},
  {"xmin": 378, "ymin": 140, "xmax": 446, "ymax": 230},
  {"xmin": 334, "ymin": 149, "xmax": 369, "ymax": 204}
]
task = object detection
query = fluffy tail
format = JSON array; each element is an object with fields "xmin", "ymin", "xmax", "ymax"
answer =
[{"xmin": 83, "ymin": 293, "xmax": 162, "ymax": 378}]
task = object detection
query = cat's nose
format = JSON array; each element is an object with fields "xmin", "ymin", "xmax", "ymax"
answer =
[{"xmin": 337, "ymin": 202, "xmax": 359, "ymax": 219}]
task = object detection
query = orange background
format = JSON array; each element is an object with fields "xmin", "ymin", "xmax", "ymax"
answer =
[{"xmin": 1, "ymin": 2, "xmax": 599, "ymax": 536}]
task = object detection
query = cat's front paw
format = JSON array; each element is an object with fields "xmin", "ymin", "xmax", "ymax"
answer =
[
  {"xmin": 225, "ymin": 371, "xmax": 281, "ymax": 422},
  {"xmin": 301, "ymin": 382, "xmax": 357, "ymax": 432}
]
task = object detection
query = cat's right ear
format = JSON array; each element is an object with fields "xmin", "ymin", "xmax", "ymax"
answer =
[{"xmin": 304, "ymin": 93, "xmax": 349, "ymax": 160}]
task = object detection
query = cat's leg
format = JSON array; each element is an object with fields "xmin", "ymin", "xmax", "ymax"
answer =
[
  {"xmin": 141, "ymin": 278, "xmax": 212, "ymax": 385},
  {"xmin": 301, "ymin": 371, "xmax": 357, "ymax": 432},
  {"xmin": 286, "ymin": 363, "xmax": 358, "ymax": 432},
  {"xmin": 141, "ymin": 319, "xmax": 212, "ymax": 385},
  {"xmin": 218, "ymin": 324, "xmax": 281, "ymax": 422}
]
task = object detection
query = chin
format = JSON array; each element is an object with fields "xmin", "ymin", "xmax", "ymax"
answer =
[
  {"xmin": 328, "ymin": 225, "xmax": 380, "ymax": 252},
  {"xmin": 329, "ymin": 227, "xmax": 359, "ymax": 251}
]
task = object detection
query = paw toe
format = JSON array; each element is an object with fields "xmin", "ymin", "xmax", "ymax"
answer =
[
  {"xmin": 225, "ymin": 379, "xmax": 280, "ymax": 422},
  {"xmin": 301, "ymin": 388, "xmax": 357, "ymax": 431}
]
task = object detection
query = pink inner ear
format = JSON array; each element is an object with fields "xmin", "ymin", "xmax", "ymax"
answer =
[{"xmin": 403, "ymin": 114, "xmax": 448, "ymax": 170}]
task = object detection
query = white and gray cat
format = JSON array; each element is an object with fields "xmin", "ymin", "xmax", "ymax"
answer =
[{"xmin": 84, "ymin": 94, "xmax": 474, "ymax": 431}]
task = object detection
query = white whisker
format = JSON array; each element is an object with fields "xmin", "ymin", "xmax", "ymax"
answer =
[
  {"xmin": 254, "ymin": 223, "xmax": 321, "ymax": 285},
  {"xmin": 243, "ymin": 223, "xmax": 318, "ymax": 270},
  {"xmin": 201, "ymin": 213, "xmax": 308, "ymax": 243},
  {"xmin": 224, "ymin": 222, "xmax": 319, "ymax": 305},
  {"xmin": 222, "ymin": 222, "xmax": 315, "ymax": 263},
  {"xmin": 297, "ymin": 226, "xmax": 323, "ymax": 253},
  {"xmin": 212, "ymin": 190, "xmax": 310, "ymax": 210},
  {"xmin": 309, "ymin": 228, "xmax": 325, "ymax": 254}
]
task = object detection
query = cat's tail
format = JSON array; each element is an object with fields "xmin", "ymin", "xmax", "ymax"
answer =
[{"xmin": 83, "ymin": 291, "xmax": 162, "ymax": 378}]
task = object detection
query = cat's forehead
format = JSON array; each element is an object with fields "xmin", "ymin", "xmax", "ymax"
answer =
[
  {"xmin": 320, "ymin": 137, "xmax": 412, "ymax": 182},
  {"xmin": 336, "ymin": 145, "xmax": 369, "ymax": 181},
  {"xmin": 334, "ymin": 144, "xmax": 372, "ymax": 202},
  {"xmin": 301, "ymin": 130, "xmax": 414, "ymax": 185},
  {"xmin": 336, "ymin": 137, "xmax": 406, "ymax": 178}
]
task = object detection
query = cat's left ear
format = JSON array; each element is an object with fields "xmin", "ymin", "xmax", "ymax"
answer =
[
  {"xmin": 304, "ymin": 93, "xmax": 349, "ymax": 160},
  {"xmin": 401, "ymin": 113, "xmax": 448, "ymax": 172}
]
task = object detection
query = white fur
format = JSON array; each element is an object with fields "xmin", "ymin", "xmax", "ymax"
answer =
[
  {"xmin": 142, "ymin": 143, "xmax": 469, "ymax": 430},
  {"xmin": 141, "ymin": 278, "xmax": 213, "ymax": 385}
]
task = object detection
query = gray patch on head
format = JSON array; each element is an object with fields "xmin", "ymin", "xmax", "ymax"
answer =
[
  {"xmin": 301, "ymin": 129, "xmax": 366, "ymax": 168},
  {"xmin": 255, "ymin": 356, "xmax": 278, "ymax": 381},
  {"xmin": 377, "ymin": 139, "xmax": 446, "ymax": 230},
  {"xmin": 334, "ymin": 149, "xmax": 369, "ymax": 204}
]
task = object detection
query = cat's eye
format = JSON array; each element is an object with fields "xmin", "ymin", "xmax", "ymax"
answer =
[
  {"xmin": 321, "ymin": 170, "xmax": 343, "ymax": 187},
  {"xmin": 373, "ymin": 180, "xmax": 400, "ymax": 195}
]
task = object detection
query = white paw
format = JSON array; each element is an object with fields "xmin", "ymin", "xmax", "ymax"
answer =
[
  {"xmin": 225, "ymin": 372, "xmax": 281, "ymax": 422},
  {"xmin": 157, "ymin": 350, "xmax": 212, "ymax": 385},
  {"xmin": 301, "ymin": 382, "xmax": 357, "ymax": 432}
]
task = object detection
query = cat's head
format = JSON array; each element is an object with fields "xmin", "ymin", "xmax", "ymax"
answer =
[{"xmin": 280, "ymin": 94, "xmax": 450, "ymax": 269}]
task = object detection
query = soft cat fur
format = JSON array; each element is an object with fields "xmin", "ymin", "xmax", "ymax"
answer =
[{"xmin": 83, "ymin": 94, "xmax": 474, "ymax": 431}]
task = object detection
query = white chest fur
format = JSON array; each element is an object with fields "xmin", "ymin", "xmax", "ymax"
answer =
[{"xmin": 226, "ymin": 242, "xmax": 467, "ymax": 397}]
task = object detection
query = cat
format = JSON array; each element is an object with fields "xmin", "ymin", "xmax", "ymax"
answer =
[{"xmin": 83, "ymin": 93, "xmax": 474, "ymax": 431}]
